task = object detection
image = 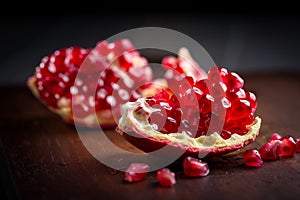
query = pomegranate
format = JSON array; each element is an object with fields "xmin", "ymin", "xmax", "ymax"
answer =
[
  {"xmin": 27, "ymin": 39, "xmax": 153, "ymax": 127},
  {"xmin": 243, "ymin": 149, "xmax": 263, "ymax": 167},
  {"xmin": 183, "ymin": 156, "xmax": 209, "ymax": 177},
  {"xmin": 277, "ymin": 136, "xmax": 296, "ymax": 157},
  {"xmin": 125, "ymin": 163, "xmax": 149, "ymax": 182},
  {"xmin": 117, "ymin": 67, "xmax": 261, "ymax": 156},
  {"xmin": 157, "ymin": 168, "xmax": 176, "ymax": 187}
]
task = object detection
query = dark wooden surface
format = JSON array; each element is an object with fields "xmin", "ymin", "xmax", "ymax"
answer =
[{"xmin": 1, "ymin": 73, "xmax": 300, "ymax": 200}]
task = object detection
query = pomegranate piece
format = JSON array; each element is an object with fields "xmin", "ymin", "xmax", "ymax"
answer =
[
  {"xmin": 277, "ymin": 136, "xmax": 296, "ymax": 157},
  {"xmin": 296, "ymin": 139, "xmax": 300, "ymax": 153},
  {"xmin": 243, "ymin": 149, "xmax": 263, "ymax": 167},
  {"xmin": 28, "ymin": 39, "xmax": 153, "ymax": 127},
  {"xmin": 259, "ymin": 141, "xmax": 280, "ymax": 161},
  {"xmin": 125, "ymin": 163, "xmax": 150, "ymax": 183},
  {"xmin": 269, "ymin": 133, "xmax": 282, "ymax": 142},
  {"xmin": 183, "ymin": 156, "xmax": 210, "ymax": 177},
  {"xmin": 157, "ymin": 168, "xmax": 176, "ymax": 187}
]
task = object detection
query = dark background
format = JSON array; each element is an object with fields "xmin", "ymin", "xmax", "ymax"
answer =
[{"xmin": 0, "ymin": 11, "xmax": 300, "ymax": 85}]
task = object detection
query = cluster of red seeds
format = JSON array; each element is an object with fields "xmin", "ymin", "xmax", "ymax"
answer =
[
  {"xmin": 244, "ymin": 133, "xmax": 300, "ymax": 167},
  {"xmin": 146, "ymin": 67, "xmax": 257, "ymax": 139},
  {"xmin": 34, "ymin": 39, "xmax": 149, "ymax": 119},
  {"xmin": 124, "ymin": 156, "xmax": 209, "ymax": 187}
]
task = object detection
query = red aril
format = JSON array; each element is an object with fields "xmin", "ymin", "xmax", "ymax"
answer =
[
  {"xmin": 28, "ymin": 39, "xmax": 153, "ymax": 127},
  {"xmin": 125, "ymin": 163, "xmax": 150, "ymax": 182},
  {"xmin": 244, "ymin": 149, "xmax": 263, "ymax": 167},
  {"xmin": 157, "ymin": 168, "xmax": 176, "ymax": 187},
  {"xmin": 259, "ymin": 141, "xmax": 280, "ymax": 161},
  {"xmin": 277, "ymin": 136, "xmax": 296, "ymax": 157},
  {"xmin": 269, "ymin": 133, "xmax": 282, "ymax": 142},
  {"xmin": 183, "ymin": 156, "xmax": 209, "ymax": 177}
]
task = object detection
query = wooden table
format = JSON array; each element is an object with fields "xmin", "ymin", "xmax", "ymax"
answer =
[{"xmin": 1, "ymin": 73, "xmax": 300, "ymax": 200}]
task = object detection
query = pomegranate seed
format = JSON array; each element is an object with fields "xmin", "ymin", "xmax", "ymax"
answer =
[
  {"xmin": 118, "ymin": 53, "xmax": 133, "ymax": 71},
  {"xmin": 148, "ymin": 110, "xmax": 166, "ymax": 131},
  {"xmin": 183, "ymin": 156, "xmax": 209, "ymax": 177},
  {"xmin": 244, "ymin": 149, "xmax": 263, "ymax": 167},
  {"xmin": 269, "ymin": 133, "xmax": 282, "ymax": 142},
  {"xmin": 259, "ymin": 141, "xmax": 280, "ymax": 161},
  {"xmin": 164, "ymin": 117, "xmax": 179, "ymax": 133},
  {"xmin": 29, "ymin": 39, "xmax": 153, "ymax": 127},
  {"xmin": 157, "ymin": 168, "xmax": 176, "ymax": 187},
  {"xmin": 162, "ymin": 56, "xmax": 177, "ymax": 68},
  {"xmin": 113, "ymin": 39, "xmax": 134, "ymax": 56},
  {"xmin": 225, "ymin": 72, "xmax": 244, "ymax": 89},
  {"xmin": 296, "ymin": 139, "xmax": 300, "ymax": 153},
  {"xmin": 125, "ymin": 163, "xmax": 149, "ymax": 183},
  {"xmin": 153, "ymin": 90, "xmax": 169, "ymax": 103},
  {"xmin": 169, "ymin": 95, "xmax": 180, "ymax": 108},
  {"xmin": 277, "ymin": 136, "xmax": 296, "ymax": 157}
]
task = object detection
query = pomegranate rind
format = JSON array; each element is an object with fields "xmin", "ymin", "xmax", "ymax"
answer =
[
  {"xmin": 117, "ymin": 98, "xmax": 261, "ymax": 156},
  {"xmin": 28, "ymin": 76, "xmax": 116, "ymax": 128}
]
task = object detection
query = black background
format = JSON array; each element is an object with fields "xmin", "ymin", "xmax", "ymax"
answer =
[{"xmin": 0, "ymin": 9, "xmax": 300, "ymax": 85}]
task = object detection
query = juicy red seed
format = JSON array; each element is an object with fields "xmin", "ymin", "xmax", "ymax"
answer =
[
  {"xmin": 162, "ymin": 56, "xmax": 177, "ymax": 68},
  {"xmin": 169, "ymin": 95, "xmax": 180, "ymax": 108},
  {"xmin": 145, "ymin": 98, "xmax": 156, "ymax": 106},
  {"xmin": 118, "ymin": 53, "xmax": 133, "ymax": 71},
  {"xmin": 199, "ymin": 94, "xmax": 213, "ymax": 115},
  {"xmin": 296, "ymin": 139, "xmax": 300, "ymax": 153},
  {"xmin": 113, "ymin": 39, "xmax": 134, "ymax": 56},
  {"xmin": 226, "ymin": 88, "xmax": 246, "ymax": 100},
  {"xmin": 183, "ymin": 156, "xmax": 209, "ymax": 177},
  {"xmin": 244, "ymin": 149, "xmax": 263, "ymax": 167},
  {"xmin": 246, "ymin": 91, "xmax": 257, "ymax": 112},
  {"xmin": 157, "ymin": 168, "xmax": 176, "ymax": 187},
  {"xmin": 269, "ymin": 133, "xmax": 282, "ymax": 142},
  {"xmin": 226, "ymin": 99, "xmax": 251, "ymax": 121},
  {"xmin": 225, "ymin": 72, "xmax": 244, "ymax": 89},
  {"xmin": 259, "ymin": 141, "xmax": 280, "ymax": 161},
  {"xmin": 164, "ymin": 117, "xmax": 179, "ymax": 133},
  {"xmin": 104, "ymin": 69, "xmax": 119, "ymax": 83},
  {"xmin": 185, "ymin": 76, "xmax": 195, "ymax": 86},
  {"xmin": 207, "ymin": 82, "xmax": 227, "ymax": 99},
  {"xmin": 277, "ymin": 136, "xmax": 296, "ymax": 157},
  {"xmin": 169, "ymin": 108, "xmax": 182, "ymax": 124},
  {"xmin": 220, "ymin": 130, "xmax": 231, "ymax": 140},
  {"xmin": 217, "ymin": 67, "xmax": 228, "ymax": 79},
  {"xmin": 194, "ymin": 79, "xmax": 209, "ymax": 94},
  {"xmin": 96, "ymin": 40, "xmax": 111, "ymax": 55},
  {"xmin": 160, "ymin": 102, "xmax": 172, "ymax": 113},
  {"xmin": 187, "ymin": 112, "xmax": 201, "ymax": 130},
  {"xmin": 148, "ymin": 110, "xmax": 166, "ymax": 131},
  {"xmin": 125, "ymin": 163, "xmax": 149, "ymax": 183},
  {"xmin": 182, "ymin": 89, "xmax": 198, "ymax": 107},
  {"xmin": 207, "ymin": 67, "xmax": 222, "ymax": 82},
  {"xmin": 153, "ymin": 90, "xmax": 170, "ymax": 103}
]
